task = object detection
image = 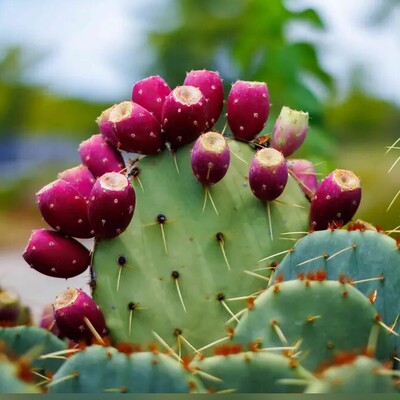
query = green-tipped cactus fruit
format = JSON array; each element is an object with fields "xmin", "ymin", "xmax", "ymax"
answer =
[
  {"xmin": 305, "ymin": 355, "xmax": 396, "ymax": 393},
  {"xmin": 190, "ymin": 350, "xmax": 312, "ymax": 393},
  {"xmin": 274, "ymin": 227, "xmax": 400, "ymax": 349},
  {"xmin": 92, "ymin": 140, "xmax": 309, "ymax": 354},
  {"xmin": 49, "ymin": 345, "xmax": 205, "ymax": 393},
  {"xmin": 232, "ymin": 279, "xmax": 392, "ymax": 372},
  {"xmin": 0, "ymin": 326, "xmax": 67, "ymax": 374}
]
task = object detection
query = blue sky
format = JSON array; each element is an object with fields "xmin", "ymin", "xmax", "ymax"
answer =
[{"xmin": 0, "ymin": 0, "xmax": 399, "ymax": 104}]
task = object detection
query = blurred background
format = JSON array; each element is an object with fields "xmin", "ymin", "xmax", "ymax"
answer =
[{"xmin": 0, "ymin": 0, "xmax": 399, "ymax": 319}]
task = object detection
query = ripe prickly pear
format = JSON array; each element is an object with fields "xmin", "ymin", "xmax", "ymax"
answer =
[
  {"xmin": 53, "ymin": 288, "xmax": 107, "ymax": 342},
  {"xmin": 227, "ymin": 80, "xmax": 270, "ymax": 142},
  {"xmin": 162, "ymin": 85, "xmax": 208, "ymax": 149},
  {"xmin": 287, "ymin": 158, "xmax": 318, "ymax": 200},
  {"xmin": 39, "ymin": 304, "xmax": 62, "ymax": 337},
  {"xmin": 191, "ymin": 131, "xmax": 230, "ymax": 186},
  {"xmin": 58, "ymin": 164, "xmax": 95, "ymax": 199},
  {"xmin": 270, "ymin": 106, "xmax": 309, "ymax": 157},
  {"xmin": 109, "ymin": 101, "xmax": 164, "ymax": 155},
  {"xmin": 249, "ymin": 148, "xmax": 288, "ymax": 201},
  {"xmin": 36, "ymin": 179, "xmax": 93, "ymax": 238},
  {"xmin": 96, "ymin": 104, "xmax": 119, "ymax": 147},
  {"xmin": 184, "ymin": 70, "xmax": 224, "ymax": 129},
  {"xmin": 23, "ymin": 229, "xmax": 91, "ymax": 278},
  {"xmin": 78, "ymin": 133, "xmax": 125, "ymax": 178},
  {"xmin": 131, "ymin": 75, "xmax": 171, "ymax": 123},
  {"xmin": 310, "ymin": 169, "xmax": 361, "ymax": 230},
  {"xmin": 88, "ymin": 172, "xmax": 136, "ymax": 239}
]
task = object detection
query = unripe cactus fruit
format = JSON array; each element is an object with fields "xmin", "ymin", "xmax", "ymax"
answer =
[
  {"xmin": 227, "ymin": 80, "xmax": 270, "ymax": 142},
  {"xmin": 23, "ymin": 229, "xmax": 91, "ymax": 278},
  {"xmin": 310, "ymin": 169, "xmax": 361, "ymax": 230},
  {"xmin": 131, "ymin": 75, "xmax": 171, "ymax": 123},
  {"xmin": 287, "ymin": 159, "xmax": 318, "ymax": 200},
  {"xmin": 184, "ymin": 70, "xmax": 224, "ymax": 129},
  {"xmin": 36, "ymin": 178, "xmax": 93, "ymax": 238},
  {"xmin": 57, "ymin": 164, "xmax": 96, "ymax": 199},
  {"xmin": 249, "ymin": 148, "xmax": 288, "ymax": 201},
  {"xmin": 191, "ymin": 131, "xmax": 230, "ymax": 186},
  {"xmin": 88, "ymin": 172, "xmax": 136, "ymax": 239},
  {"xmin": 109, "ymin": 101, "xmax": 164, "ymax": 155},
  {"xmin": 96, "ymin": 104, "xmax": 119, "ymax": 147},
  {"xmin": 53, "ymin": 288, "xmax": 107, "ymax": 342},
  {"xmin": 0, "ymin": 290, "xmax": 20, "ymax": 324},
  {"xmin": 78, "ymin": 134, "xmax": 125, "ymax": 178},
  {"xmin": 161, "ymin": 85, "xmax": 208, "ymax": 149},
  {"xmin": 270, "ymin": 106, "xmax": 309, "ymax": 157}
]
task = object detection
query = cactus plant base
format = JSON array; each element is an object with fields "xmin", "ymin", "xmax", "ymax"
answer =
[{"xmin": 92, "ymin": 139, "xmax": 309, "ymax": 354}]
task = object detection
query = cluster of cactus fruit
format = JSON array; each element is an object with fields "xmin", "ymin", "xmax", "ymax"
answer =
[{"xmin": 0, "ymin": 69, "xmax": 398, "ymax": 393}]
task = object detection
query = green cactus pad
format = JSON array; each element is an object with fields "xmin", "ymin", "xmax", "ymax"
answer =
[
  {"xmin": 274, "ymin": 228, "xmax": 400, "ymax": 348},
  {"xmin": 232, "ymin": 279, "xmax": 393, "ymax": 372},
  {"xmin": 49, "ymin": 345, "xmax": 205, "ymax": 393},
  {"xmin": 190, "ymin": 351, "xmax": 312, "ymax": 393},
  {"xmin": 0, "ymin": 326, "xmax": 67, "ymax": 374},
  {"xmin": 305, "ymin": 356, "xmax": 396, "ymax": 393},
  {"xmin": 92, "ymin": 140, "xmax": 309, "ymax": 354},
  {"xmin": 0, "ymin": 355, "xmax": 39, "ymax": 393}
]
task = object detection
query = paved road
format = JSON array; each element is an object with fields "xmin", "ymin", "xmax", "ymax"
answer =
[{"xmin": 0, "ymin": 249, "xmax": 90, "ymax": 324}]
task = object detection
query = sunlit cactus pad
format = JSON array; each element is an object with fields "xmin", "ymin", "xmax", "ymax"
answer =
[{"xmin": 92, "ymin": 139, "xmax": 309, "ymax": 353}]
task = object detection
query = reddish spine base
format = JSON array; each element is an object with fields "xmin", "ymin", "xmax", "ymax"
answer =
[
  {"xmin": 79, "ymin": 134, "xmax": 125, "ymax": 178},
  {"xmin": 88, "ymin": 172, "xmax": 136, "ymax": 239},
  {"xmin": 310, "ymin": 169, "xmax": 361, "ymax": 230},
  {"xmin": 184, "ymin": 70, "xmax": 224, "ymax": 129},
  {"xmin": 227, "ymin": 80, "xmax": 270, "ymax": 142},
  {"xmin": 131, "ymin": 75, "xmax": 171, "ymax": 123},
  {"xmin": 110, "ymin": 101, "xmax": 164, "ymax": 155},
  {"xmin": 23, "ymin": 229, "xmax": 91, "ymax": 278}
]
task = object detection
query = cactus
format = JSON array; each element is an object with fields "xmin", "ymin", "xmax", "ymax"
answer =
[
  {"xmin": 48, "ymin": 345, "xmax": 205, "ymax": 393},
  {"xmin": 274, "ymin": 227, "xmax": 400, "ymax": 351},
  {"xmin": 232, "ymin": 279, "xmax": 392, "ymax": 372}
]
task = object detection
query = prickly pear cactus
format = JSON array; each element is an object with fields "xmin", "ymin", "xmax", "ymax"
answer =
[{"xmin": 92, "ymin": 139, "xmax": 309, "ymax": 353}]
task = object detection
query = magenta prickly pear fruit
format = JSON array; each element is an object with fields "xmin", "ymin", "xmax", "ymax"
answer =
[
  {"xmin": 270, "ymin": 106, "xmax": 309, "ymax": 157},
  {"xmin": 88, "ymin": 172, "xmax": 136, "ymax": 239},
  {"xmin": 184, "ymin": 69, "xmax": 224, "ymax": 129},
  {"xmin": 108, "ymin": 101, "xmax": 164, "ymax": 155},
  {"xmin": 53, "ymin": 288, "xmax": 107, "ymax": 342},
  {"xmin": 23, "ymin": 229, "xmax": 91, "ymax": 278},
  {"xmin": 37, "ymin": 179, "xmax": 93, "ymax": 238},
  {"xmin": 39, "ymin": 303, "xmax": 62, "ymax": 337},
  {"xmin": 131, "ymin": 75, "xmax": 171, "ymax": 123},
  {"xmin": 249, "ymin": 147, "xmax": 288, "ymax": 201},
  {"xmin": 96, "ymin": 104, "xmax": 119, "ymax": 147},
  {"xmin": 162, "ymin": 85, "xmax": 208, "ymax": 150},
  {"xmin": 191, "ymin": 131, "xmax": 230, "ymax": 186},
  {"xmin": 310, "ymin": 169, "xmax": 362, "ymax": 230},
  {"xmin": 78, "ymin": 133, "xmax": 125, "ymax": 178},
  {"xmin": 58, "ymin": 164, "xmax": 95, "ymax": 199},
  {"xmin": 287, "ymin": 158, "xmax": 318, "ymax": 200},
  {"xmin": 227, "ymin": 80, "xmax": 270, "ymax": 142}
]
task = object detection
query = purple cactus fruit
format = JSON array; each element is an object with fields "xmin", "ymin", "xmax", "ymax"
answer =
[
  {"xmin": 287, "ymin": 159, "xmax": 318, "ymax": 200},
  {"xmin": 58, "ymin": 164, "xmax": 96, "ymax": 199},
  {"xmin": 161, "ymin": 85, "xmax": 208, "ymax": 150},
  {"xmin": 227, "ymin": 80, "xmax": 270, "ymax": 142},
  {"xmin": 23, "ymin": 229, "xmax": 91, "ymax": 278},
  {"xmin": 0, "ymin": 290, "xmax": 20, "ymax": 324},
  {"xmin": 37, "ymin": 179, "xmax": 93, "ymax": 238},
  {"xmin": 270, "ymin": 106, "xmax": 309, "ymax": 157},
  {"xmin": 78, "ymin": 134, "xmax": 125, "ymax": 178},
  {"xmin": 191, "ymin": 131, "xmax": 230, "ymax": 186},
  {"xmin": 249, "ymin": 148, "xmax": 288, "ymax": 201},
  {"xmin": 39, "ymin": 303, "xmax": 62, "ymax": 337},
  {"xmin": 184, "ymin": 70, "xmax": 224, "ymax": 129},
  {"xmin": 53, "ymin": 288, "xmax": 107, "ymax": 342},
  {"xmin": 88, "ymin": 172, "xmax": 136, "ymax": 239},
  {"xmin": 310, "ymin": 169, "xmax": 362, "ymax": 230},
  {"xmin": 108, "ymin": 101, "xmax": 164, "ymax": 155},
  {"xmin": 96, "ymin": 104, "xmax": 120, "ymax": 147},
  {"xmin": 131, "ymin": 75, "xmax": 171, "ymax": 123}
]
